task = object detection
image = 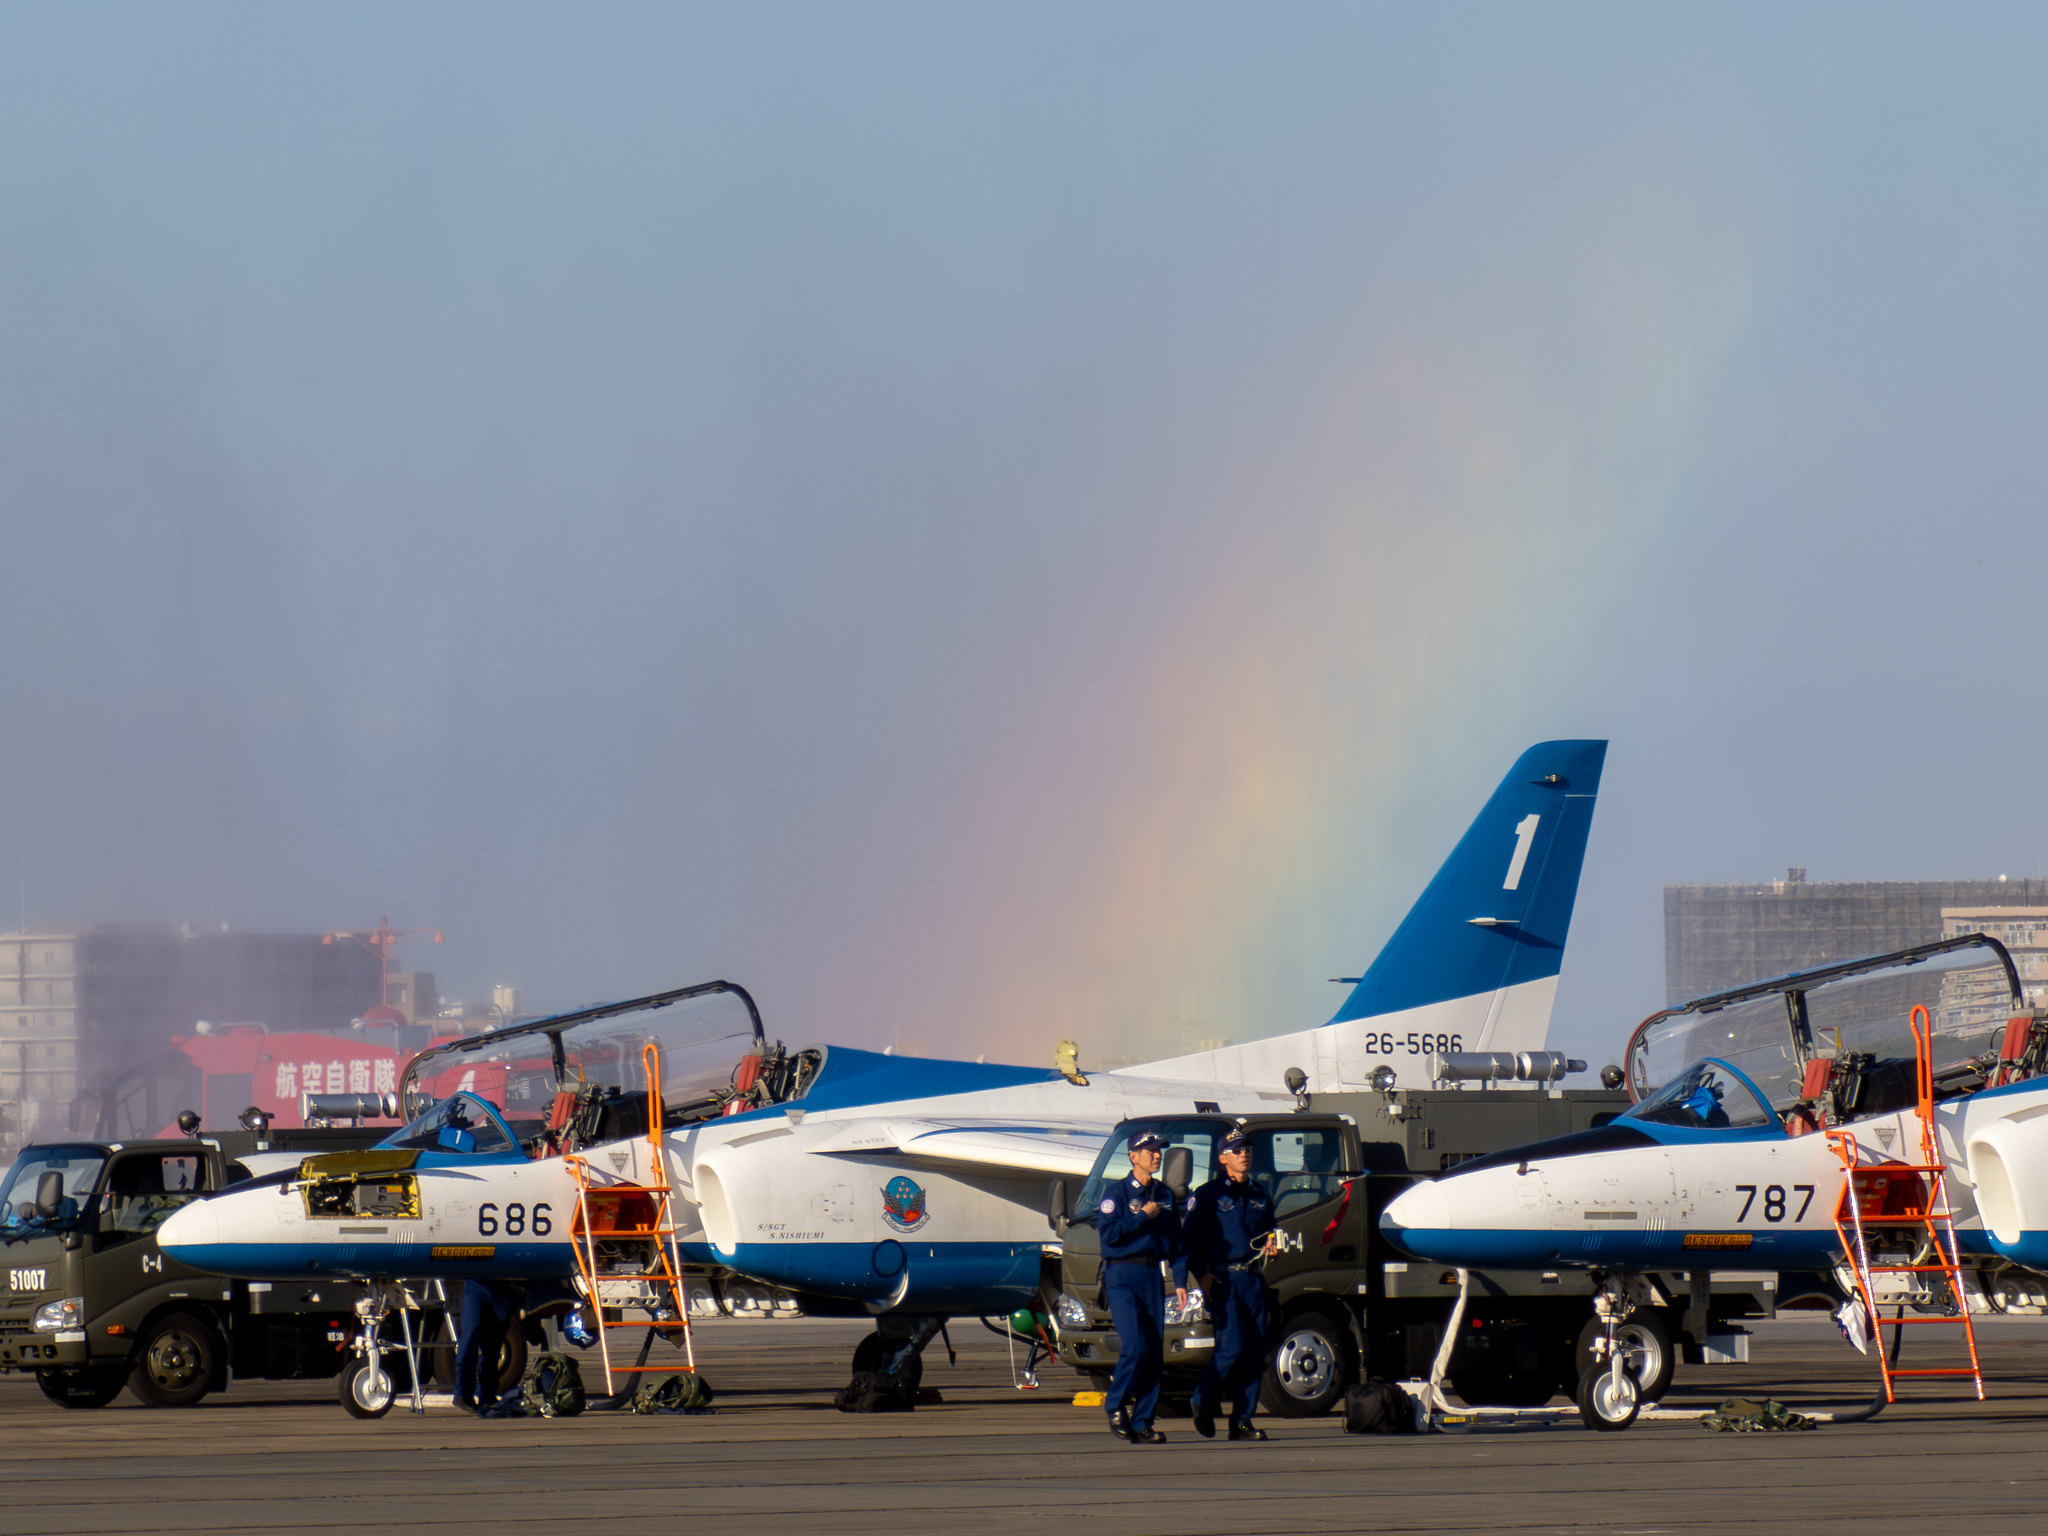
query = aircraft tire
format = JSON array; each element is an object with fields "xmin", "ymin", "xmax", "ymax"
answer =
[
  {"xmin": 1574, "ymin": 1311, "xmax": 1674, "ymax": 1403},
  {"xmin": 850, "ymin": 1331, "xmax": 923, "ymax": 1391},
  {"xmin": 1575, "ymin": 1363, "xmax": 1640, "ymax": 1431},
  {"xmin": 1262, "ymin": 1312, "xmax": 1351, "ymax": 1417},
  {"xmin": 127, "ymin": 1311, "xmax": 219, "ymax": 1409},
  {"xmin": 36, "ymin": 1365, "xmax": 126, "ymax": 1408},
  {"xmin": 339, "ymin": 1357, "xmax": 397, "ymax": 1419}
]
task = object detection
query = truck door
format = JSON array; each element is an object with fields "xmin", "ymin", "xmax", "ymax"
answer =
[{"xmin": 89, "ymin": 1149, "xmax": 216, "ymax": 1287}]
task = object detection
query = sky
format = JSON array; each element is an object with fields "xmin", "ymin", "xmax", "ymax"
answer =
[{"xmin": 3, "ymin": 6, "xmax": 2047, "ymax": 1074}]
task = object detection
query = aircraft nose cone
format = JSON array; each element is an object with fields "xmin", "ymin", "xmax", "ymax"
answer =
[
  {"xmin": 1381, "ymin": 1180, "xmax": 1451, "ymax": 1238},
  {"xmin": 158, "ymin": 1199, "xmax": 217, "ymax": 1255}
]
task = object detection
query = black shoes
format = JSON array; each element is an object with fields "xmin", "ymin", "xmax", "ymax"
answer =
[
  {"xmin": 1126, "ymin": 1427, "xmax": 1168, "ymax": 1444},
  {"xmin": 1228, "ymin": 1424, "xmax": 1268, "ymax": 1441},
  {"xmin": 1108, "ymin": 1406, "xmax": 1132, "ymax": 1440},
  {"xmin": 1192, "ymin": 1404, "xmax": 1216, "ymax": 1439}
]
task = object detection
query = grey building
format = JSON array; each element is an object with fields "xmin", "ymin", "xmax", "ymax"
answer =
[
  {"xmin": 1663, "ymin": 871, "xmax": 2048, "ymax": 1005},
  {"xmin": 0, "ymin": 926, "xmax": 384, "ymax": 1143}
]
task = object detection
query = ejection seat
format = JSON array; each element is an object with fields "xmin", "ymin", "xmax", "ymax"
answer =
[{"xmin": 1781, "ymin": 1057, "xmax": 1836, "ymax": 1137}]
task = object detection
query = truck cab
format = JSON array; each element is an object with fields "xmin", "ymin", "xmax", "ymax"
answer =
[
  {"xmin": 0, "ymin": 1131, "xmax": 400, "ymax": 1408},
  {"xmin": 1049, "ymin": 1088, "xmax": 1778, "ymax": 1417}
]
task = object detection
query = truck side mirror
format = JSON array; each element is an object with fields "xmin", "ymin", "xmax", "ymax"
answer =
[
  {"xmin": 1162, "ymin": 1146, "xmax": 1192, "ymax": 1198},
  {"xmin": 1047, "ymin": 1178, "xmax": 1067, "ymax": 1233},
  {"xmin": 34, "ymin": 1171, "xmax": 62, "ymax": 1219}
]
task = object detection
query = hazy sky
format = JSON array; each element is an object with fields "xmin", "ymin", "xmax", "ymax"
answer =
[{"xmin": 4, "ymin": 7, "xmax": 2046, "ymax": 1072}]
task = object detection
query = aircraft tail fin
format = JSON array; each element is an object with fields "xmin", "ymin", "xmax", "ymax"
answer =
[
  {"xmin": 1331, "ymin": 738, "xmax": 1605, "ymax": 1035},
  {"xmin": 1126, "ymin": 739, "xmax": 1605, "ymax": 1089}
]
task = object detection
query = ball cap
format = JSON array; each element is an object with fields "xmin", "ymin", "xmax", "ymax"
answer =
[
  {"xmin": 1220, "ymin": 1127, "xmax": 1252, "ymax": 1151},
  {"xmin": 1129, "ymin": 1130, "xmax": 1165, "ymax": 1153}
]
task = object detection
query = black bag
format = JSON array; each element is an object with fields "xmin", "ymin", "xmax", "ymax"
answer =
[
  {"xmin": 1343, "ymin": 1378, "xmax": 1417, "ymax": 1435},
  {"xmin": 833, "ymin": 1370, "xmax": 917, "ymax": 1413}
]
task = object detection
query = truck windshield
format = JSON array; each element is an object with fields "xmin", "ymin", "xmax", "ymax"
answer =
[
  {"xmin": 1074, "ymin": 1121, "xmax": 1224, "ymax": 1219},
  {"xmin": 0, "ymin": 1145, "xmax": 106, "ymax": 1237}
]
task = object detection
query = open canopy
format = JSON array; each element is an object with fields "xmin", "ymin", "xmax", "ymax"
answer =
[
  {"xmin": 397, "ymin": 981, "xmax": 769, "ymax": 1135},
  {"xmin": 1623, "ymin": 934, "xmax": 2024, "ymax": 1111}
]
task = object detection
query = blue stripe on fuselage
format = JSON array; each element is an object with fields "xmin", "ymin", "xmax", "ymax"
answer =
[
  {"xmin": 166, "ymin": 1240, "xmax": 573, "ymax": 1282},
  {"xmin": 681, "ymin": 1238, "xmax": 1043, "ymax": 1313}
]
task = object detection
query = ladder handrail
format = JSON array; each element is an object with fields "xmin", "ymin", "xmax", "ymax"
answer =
[
  {"xmin": 1826, "ymin": 1005, "xmax": 1986, "ymax": 1405},
  {"xmin": 560, "ymin": 1041, "xmax": 698, "ymax": 1397}
]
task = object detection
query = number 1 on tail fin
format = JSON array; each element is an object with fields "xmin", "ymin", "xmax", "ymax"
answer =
[{"xmin": 1504, "ymin": 814, "xmax": 1539, "ymax": 891}]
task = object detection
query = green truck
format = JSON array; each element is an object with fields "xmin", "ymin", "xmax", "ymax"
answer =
[
  {"xmin": 0, "ymin": 1128, "xmax": 474, "ymax": 1409},
  {"xmin": 1048, "ymin": 1091, "xmax": 1781, "ymax": 1415}
]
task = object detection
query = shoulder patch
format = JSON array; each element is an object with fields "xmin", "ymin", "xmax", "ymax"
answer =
[
  {"xmin": 1186, "ymin": 1195, "xmax": 1198, "ymax": 1212},
  {"xmin": 1100, "ymin": 1197, "xmax": 1117, "ymax": 1215}
]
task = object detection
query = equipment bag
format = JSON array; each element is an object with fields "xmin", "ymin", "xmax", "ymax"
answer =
[
  {"xmin": 629, "ymin": 1371, "xmax": 715, "ymax": 1414},
  {"xmin": 1342, "ymin": 1378, "xmax": 1418, "ymax": 1435},
  {"xmin": 518, "ymin": 1351, "xmax": 588, "ymax": 1418}
]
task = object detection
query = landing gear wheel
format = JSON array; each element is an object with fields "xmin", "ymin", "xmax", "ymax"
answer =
[
  {"xmin": 1574, "ymin": 1311, "xmax": 1674, "ymax": 1402},
  {"xmin": 37, "ymin": 1365, "xmax": 125, "ymax": 1408},
  {"xmin": 1576, "ymin": 1362, "xmax": 1640, "ymax": 1431},
  {"xmin": 851, "ymin": 1331, "xmax": 923, "ymax": 1391},
  {"xmin": 339, "ymin": 1356, "xmax": 397, "ymax": 1419},
  {"xmin": 128, "ymin": 1312, "xmax": 218, "ymax": 1408},
  {"xmin": 1263, "ymin": 1313, "xmax": 1351, "ymax": 1417}
]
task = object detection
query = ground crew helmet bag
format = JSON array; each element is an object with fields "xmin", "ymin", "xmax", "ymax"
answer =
[{"xmin": 518, "ymin": 1351, "xmax": 587, "ymax": 1418}]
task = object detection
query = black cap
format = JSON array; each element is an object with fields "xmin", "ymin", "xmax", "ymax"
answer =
[
  {"xmin": 1220, "ymin": 1127, "xmax": 1251, "ymax": 1151},
  {"xmin": 1129, "ymin": 1131, "xmax": 1164, "ymax": 1153}
]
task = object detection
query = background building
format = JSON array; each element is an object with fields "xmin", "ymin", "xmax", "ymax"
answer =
[
  {"xmin": 0, "ymin": 926, "xmax": 386, "ymax": 1144},
  {"xmin": 1664, "ymin": 871, "xmax": 2048, "ymax": 1007}
]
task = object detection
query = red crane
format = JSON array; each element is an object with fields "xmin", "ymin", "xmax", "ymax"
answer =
[{"xmin": 323, "ymin": 916, "xmax": 443, "ymax": 1027}]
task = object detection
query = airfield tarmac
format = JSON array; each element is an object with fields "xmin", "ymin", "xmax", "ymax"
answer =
[{"xmin": 4, "ymin": 1315, "xmax": 2046, "ymax": 1536}]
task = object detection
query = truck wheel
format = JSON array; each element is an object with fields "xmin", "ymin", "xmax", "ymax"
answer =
[
  {"xmin": 128, "ymin": 1312, "xmax": 218, "ymax": 1408},
  {"xmin": 495, "ymin": 1325, "xmax": 529, "ymax": 1393},
  {"xmin": 1576, "ymin": 1362, "xmax": 1640, "ymax": 1431},
  {"xmin": 1574, "ymin": 1312, "xmax": 1674, "ymax": 1403},
  {"xmin": 37, "ymin": 1365, "xmax": 126, "ymax": 1408},
  {"xmin": 339, "ymin": 1357, "xmax": 396, "ymax": 1419},
  {"xmin": 1263, "ymin": 1313, "xmax": 1351, "ymax": 1417}
]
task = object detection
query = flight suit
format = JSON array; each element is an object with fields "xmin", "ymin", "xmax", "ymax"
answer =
[
  {"xmin": 1096, "ymin": 1171, "xmax": 1183, "ymax": 1437},
  {"xmin": 1182, "ymin": 1172, "xmax": 1277, "ymax": 1434}
]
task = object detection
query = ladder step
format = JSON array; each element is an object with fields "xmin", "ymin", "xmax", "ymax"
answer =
[
  {"xmin": 1873, "ymin": 1315, "xmax": 1971, "ymax": 1326},
  {"xmin": 1888, "ymin": 1367, "xmax": 1985, "ymax": 1378},
  {"xmin": 1866, "ymin": 1263, "xmax": 1963, "ymax": 1273}
]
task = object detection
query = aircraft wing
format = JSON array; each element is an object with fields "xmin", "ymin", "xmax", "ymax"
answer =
[{"xmin": 806, "ymin": 1118, "xmax": 1113, "ymax": 1178}]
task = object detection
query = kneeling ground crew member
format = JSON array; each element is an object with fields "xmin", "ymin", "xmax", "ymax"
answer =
[
  {"xmin": 1096, "ymin": 1130, "xmax": 1185, "ymax": 1444},
  {"xmin": 1183, "ymin": 1126, "xmax": 1280, "ymax": 1441}
]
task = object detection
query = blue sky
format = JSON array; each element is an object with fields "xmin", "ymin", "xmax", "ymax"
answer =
[{"xmin": 4, "ymin": 7, "xmax": 2046, "ymax": 1071}]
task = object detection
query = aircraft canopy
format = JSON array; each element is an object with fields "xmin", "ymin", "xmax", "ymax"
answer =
[
  {"xmin": 1623, "ymin": 934, "xmax": 2024, "ymax": 1110},
  {"xmin": 397, "ymin": 981, "xmax": 767, "ymax": 1133}
]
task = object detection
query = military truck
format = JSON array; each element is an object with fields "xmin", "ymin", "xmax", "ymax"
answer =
[
  {"xmin": 0, "ymin": 1128, "xmax": 496, "ymax": 1409},
  {"xmin": 1047, "ymin": 1090, "xmax": 1779, "ymax": 1416}
]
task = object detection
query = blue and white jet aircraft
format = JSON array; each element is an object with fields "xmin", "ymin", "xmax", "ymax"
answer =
[
  {"xmin": 1379, "ymin": 933, "xmax": 2048, "ymax": 1423},
  {"xmin": 163, "ymin": 740, "xmax": 1608, "ymax": 1362}
]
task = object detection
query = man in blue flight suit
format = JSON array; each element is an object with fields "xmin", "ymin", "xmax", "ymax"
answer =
[
  {"xmin": 1096, "ymin": 1130, "xmax": 1186, "ymax": 1444},
  {"xmin": 1182, "ymin": 1125, "xmax": 1280, "ymax": 1441}
]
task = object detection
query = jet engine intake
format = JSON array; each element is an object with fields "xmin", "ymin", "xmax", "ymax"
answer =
[{"xmin": 1966, "ymin": 1108, "xmax": 2048, "ymax": 1265}]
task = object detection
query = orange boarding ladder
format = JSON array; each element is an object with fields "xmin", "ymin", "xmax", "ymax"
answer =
[
  {"xmin": 1825, "ymin": 1004, "xmax": 1985, "ymax": 1404},
  {"xmin": 562, "ymin": 1042, "xmax": 698, "ymax": 1397}
]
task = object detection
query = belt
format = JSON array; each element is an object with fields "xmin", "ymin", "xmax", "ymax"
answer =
[{"xmin": 1105, "ymin": 1257, "xmax": 1159, "ymax": 1266}]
